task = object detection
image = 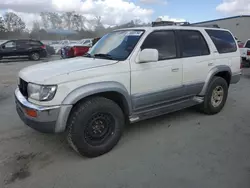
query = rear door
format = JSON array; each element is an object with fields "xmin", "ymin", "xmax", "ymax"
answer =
[
  {"xmin": 177, "ymin": 29, "xmax": 212, "ymax": 96},
  {"xmin": 16, "ymin": 40, "xmax": 30, "ymax": 56}
]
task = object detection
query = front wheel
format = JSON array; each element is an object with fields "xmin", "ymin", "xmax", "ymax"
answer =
[
  {"xmin": 199, "ymin": 76, "xmax": 228, "ymax": 115},
  {"xmin": 67, "ymin": 97, "xmax": 125, "ymax": 158}
]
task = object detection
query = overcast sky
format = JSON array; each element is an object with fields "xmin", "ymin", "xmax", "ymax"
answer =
[{"xmin": 0, "ymin": 0, "xmax": 248, "ymax": 29}]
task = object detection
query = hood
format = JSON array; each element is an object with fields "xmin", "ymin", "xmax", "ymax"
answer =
[{"xmin": 19, "ymin": 57, "xmax": 118, "ymax": 84}]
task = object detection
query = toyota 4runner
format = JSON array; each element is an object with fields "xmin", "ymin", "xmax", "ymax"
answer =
[{"xmin": 15, "ymin": 25, "xmax": 241, "ymax": 158}]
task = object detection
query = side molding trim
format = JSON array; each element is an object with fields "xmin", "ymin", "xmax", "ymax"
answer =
[
  {"xmin": 199, "ymin": 65, "xmax": 232, "ymax": 96},
  {"xmin": 62, "ymin": 81, "xmax": 132, "ymax": 113}
]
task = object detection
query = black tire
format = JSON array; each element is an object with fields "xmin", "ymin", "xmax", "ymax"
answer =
[
  {"xmin": 67, "ymin": 97, "xmax": 125, "ymax": 158},
  {"xmin": 29, "ymin": 52, "xmax": 40, "ymax": 61},
  {"xmin": 199, "ymin": 76, "xmax": 228, "ymax": 115}
]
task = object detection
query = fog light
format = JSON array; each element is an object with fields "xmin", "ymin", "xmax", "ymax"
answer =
[{"xmin": 25, "ymin": 109, "xmax": 37, "ymax": 117}]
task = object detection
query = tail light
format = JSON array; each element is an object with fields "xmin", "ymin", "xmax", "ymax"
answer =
[
  {"xmin": 72, "ymin": 47, "xmax": 76, "ymax": 56},
  {"xmin": 41, "ymin": 45, "xmax": 46, "ymax": 49},
  {"xmin": 247, "ymin": 50, "xmax": 250, "ymax": 56}
]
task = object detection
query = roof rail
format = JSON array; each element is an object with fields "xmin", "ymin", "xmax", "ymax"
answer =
[
  {"xmin": 152, "ymin": 21, "xmax": 191, "ymax": 27},
  {"xmin": 194, "ymin": 24, "xmax": 220, "ymax": 28},
  {"xmin": 152, "ymin": 21, "xmax": 220, "ymax": 28}
]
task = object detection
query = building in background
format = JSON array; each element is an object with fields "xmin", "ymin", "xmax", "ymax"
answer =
[{"xmin": 193, "ymin": 15, "xmax": 250, "ymax": 43}]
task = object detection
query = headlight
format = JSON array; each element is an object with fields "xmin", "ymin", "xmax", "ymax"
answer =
[{"xmin": 27, "ymin": 83, "xmax": 57, "ymax": 101}]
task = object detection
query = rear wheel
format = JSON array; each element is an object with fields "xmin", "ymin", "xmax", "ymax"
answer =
[
  {"xmin": 29, "ymin": 52, "xmax": 40, "ymax": 61},
  {"xmin": 199, "ymin": 76, "xmax": 228, "ymax": 115},
  {"xmin": 67, "ymin": 97, "xmax": 125, "ymax": 158}
]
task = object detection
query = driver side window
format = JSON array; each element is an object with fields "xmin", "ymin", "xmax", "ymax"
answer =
[
  {"xmin": 141, "ymin": 30, "xmax": 177, "ymax": 61},
  {"xmin": 4, "ymin": 41, "xmax": 16, "ymax": 48}
]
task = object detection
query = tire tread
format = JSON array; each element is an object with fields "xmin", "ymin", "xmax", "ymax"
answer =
[{"xmin": 66, "ymin": 97, "xmax": 124, "ymax": 157}]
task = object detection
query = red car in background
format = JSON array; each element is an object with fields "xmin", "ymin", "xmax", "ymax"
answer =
[
  {"xmin": 61, "ymin": 38, "xmax": 100, "ymax": 59},
  {"xmin": 235, "ymin": 36, "xmax": 244, "ymax": 48}
]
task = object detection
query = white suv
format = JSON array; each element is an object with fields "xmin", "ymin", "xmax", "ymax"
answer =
[{"xmin": 15, "ymin": 25, "xmax": 241, "ymax": 157}]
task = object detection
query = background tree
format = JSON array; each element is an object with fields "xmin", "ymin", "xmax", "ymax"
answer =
[
  {"xmin": 71, "ymin": 13, "xmax": 86, "ymax": 31},
  {"xmin": 62, "ymin": 12, "xmax": 73, "ymax": 30},
  {"xmin": 40, "ymin": 12, "xmax": 50, "ymax": 29},
  {"xmin": 0, "ymin": 16, "xmax": 6, "ymax": 32},
  {"xmin": 48, "ymin": 12, "xmax": 62, "ymax": 29},
  {"xmin": 4, "ymin": 12, "xmax": 26, "ymax": 32},
  {"xmin": 32, "ymin": 21, "xmax": 40, "ymax": 32}
]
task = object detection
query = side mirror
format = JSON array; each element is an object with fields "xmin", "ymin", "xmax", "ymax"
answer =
[{"xmin": 138, "ymin": 49, "xmax": 158, "ymax": 63}]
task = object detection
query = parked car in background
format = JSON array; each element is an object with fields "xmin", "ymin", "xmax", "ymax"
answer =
[
  {"xmin": 240, "ymin": 39, "xmax": 250, "ymax": 64},
  {"xmin": 50, "ymin": 40, "xmax": 71, "ymax": 54},
  {"xmin": 79, "ymin": 38, "xmax": 93, "ymax": 47},
  {"xmin": 45, "ymin": 44, "xmax": 56, "ymax": 55},
  {"xmin": 0, "ymin": 39, "xmax": 47, "ymax": 61},
  {"xmin": 234, "ymin": 37, "xmax": 244, "ymax": 48},
  {"xmin": 61, "ymin": 38, "xmax": 100, "ymax": 59}
]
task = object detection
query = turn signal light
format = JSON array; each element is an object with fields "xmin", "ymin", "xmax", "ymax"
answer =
[{"xmin": 25, "ymin": 109, "xmax": 37, "ymax": 117}]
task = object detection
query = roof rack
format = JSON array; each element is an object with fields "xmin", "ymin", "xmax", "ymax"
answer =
[
  {"xmin": 152, "ymin": 21, "xmax": 191, "ymax": 27},
  {"xmin": 152, "ymin": 20, "xmax": 220, "ymax": 28}
]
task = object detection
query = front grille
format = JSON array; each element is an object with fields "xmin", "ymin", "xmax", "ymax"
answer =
[{"xmin": 19, "ymin": 78, "xmax": 28, "ymax": 98}]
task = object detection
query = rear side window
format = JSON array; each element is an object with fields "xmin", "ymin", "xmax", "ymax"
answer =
[
  {"xmin": 179, "ymin": 30, "xmax": 210, "ymax": 57},
  {"xmin": 245, "ymin": 40, "xmax": 250, "ymax": 48},
  {"xmin": 29, "ymin": 40, "xmax": 42, "ymax": 46},
  {"xmin": 205, "ymin": 29, "xmax": 237, "ymax": 53},
  {"xmin": 141, "ymin": 30, "xmax": 177, "ymax": 60},
  {"xmin": 16, "ymin": 40, "xmax": 29, "ymax": 46}
]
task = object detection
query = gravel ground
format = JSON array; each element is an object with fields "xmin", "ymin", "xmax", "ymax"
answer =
[{"xmin": 0, "ymin": 61, "xmax": 250, "ymax": 188}]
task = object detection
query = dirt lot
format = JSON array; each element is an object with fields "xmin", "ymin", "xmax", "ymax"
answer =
[{"xmin": 0, "ymin": 59, "xmax": 250, "ymax": 188}]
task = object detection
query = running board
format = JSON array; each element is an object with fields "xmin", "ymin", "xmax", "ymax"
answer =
[{"xmin": 129, "ymin": 96, "xmax": 204, "ymax": 123}]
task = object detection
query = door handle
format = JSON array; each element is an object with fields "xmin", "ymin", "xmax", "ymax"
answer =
[
  {"xmin": 208, "ymin": 62, "xmax": 214, "ymax": 66},
  {"xmin": 171, "ymin": 68, "xmax": 179, "ymax": 72}
]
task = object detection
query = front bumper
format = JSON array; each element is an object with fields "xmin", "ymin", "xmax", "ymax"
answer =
[{"xmin": 15, "ymin": 88, "xmax": 60, "ymax": 133}]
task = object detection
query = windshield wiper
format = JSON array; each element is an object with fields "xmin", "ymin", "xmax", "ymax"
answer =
[{"xmin": 93, "ymin": 53, "xmax": 114, "ymax": 60}]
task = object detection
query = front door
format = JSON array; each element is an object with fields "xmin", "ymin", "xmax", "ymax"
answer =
[
  {"xmin": 1, "ymin": 41, "xmax": 17, "ymax": 57},
  {"xmin": 130, "ymin": 30, "xmax": 183, "ymax": 111}
]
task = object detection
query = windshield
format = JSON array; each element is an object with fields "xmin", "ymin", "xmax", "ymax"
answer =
[
  {"xmin": 82, "ymin": 40, "xmax": 89, "ymax": 44},
  {"xmin": 88, "ymin": 30, "xmax": 144, "ymax": 60}
]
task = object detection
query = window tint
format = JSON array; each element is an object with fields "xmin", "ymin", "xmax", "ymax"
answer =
[
  {"xmin": 4, "ymin": 41, "xmax": 16, "ymax": 48},
  {"xmin": 141, "ymin": 30, "xmax": 176, "ymax": 60},
  {"xmin": 83, "ymin": 40, "xmax": 91, "ymax": 44},
  {"xmin": 179, "ymin": 30, "xmax": 210, "ymax": 57},
  {"xmin": 245, "ymin": 40, "xmax": 250, "ymax": 48},
  {"xmin": 29, "ymin": 40, "xmax": 42, "ymax": 46},
  {"xmin": 16, "ymin": 40, "xmax": 29, "ymax": 46},
  {"xmin": 206, "ymin": 29, "xmax": 237, "ymax": 53}
]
